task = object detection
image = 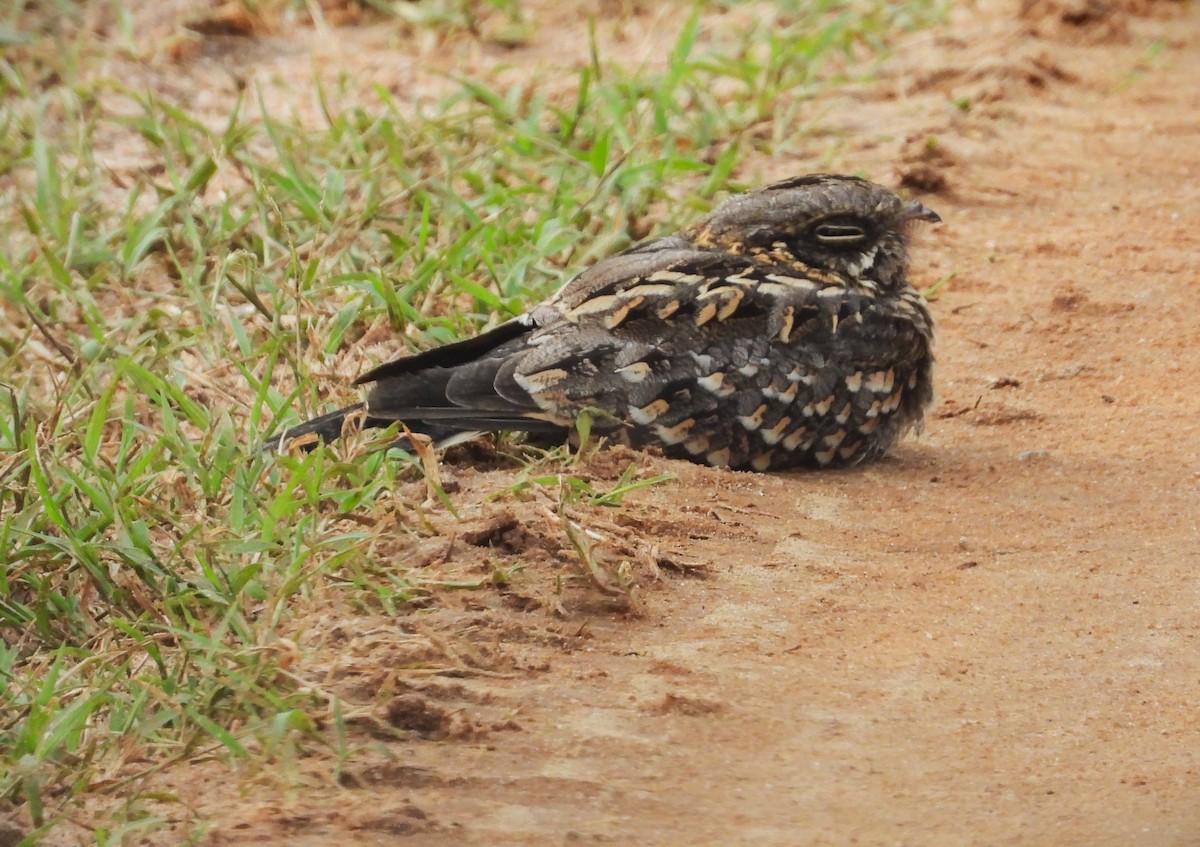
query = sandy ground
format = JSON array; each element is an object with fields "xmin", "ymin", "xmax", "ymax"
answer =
[
  {"xmin": 20, "ymin": 0, "xmax": 1200, "ymax": 844},
  {"xmin": 198, "ymin": 2, "xmax": 1200, "ymax": 842}
]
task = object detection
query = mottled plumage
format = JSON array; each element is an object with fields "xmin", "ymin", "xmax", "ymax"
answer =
[{"xmin": 265, "ymin": 174, "xmax": 940, "ymax": 471}]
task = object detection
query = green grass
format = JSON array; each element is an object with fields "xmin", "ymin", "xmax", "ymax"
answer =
[{"xmin": 0, "ymin": 0, "xmax": 945, "ymax": 840}]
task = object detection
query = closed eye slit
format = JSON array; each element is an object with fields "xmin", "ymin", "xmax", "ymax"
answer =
[{"xmin": 814, "ymin": 222, "xmax": 868, "ymax": 244}]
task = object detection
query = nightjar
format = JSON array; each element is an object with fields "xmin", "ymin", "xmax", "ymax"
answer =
[{"xmin": 266, "ymin": 174, "xmax": 940, "ymax": 471}]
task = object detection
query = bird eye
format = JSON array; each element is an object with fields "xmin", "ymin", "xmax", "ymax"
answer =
[{"xmin": 814, "ymin": 222, "xmax": 868, "ymax": 244}]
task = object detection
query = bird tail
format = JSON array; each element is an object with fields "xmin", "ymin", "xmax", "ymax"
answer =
[
  {"xmin": 260, "ymin": 403, "xmax": 362, "ymax": 453},
  {"xmin": 260, "ymin": 402, "xmax": 490, "ymax": 454},
  {"xmin": 260, "ymin": 318, "xmax": 572, "ymax": 455}
]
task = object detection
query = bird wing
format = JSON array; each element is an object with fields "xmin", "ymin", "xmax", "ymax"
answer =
[
  {"xmin": 355, "ymin": 241, "xmax": 746, "ymax": 434},
  {"xmin": 354, "ymin": 235, "xmax": 927, "ymax": 465},
  {"xmin": 352, "ymin": 316, "xmax": 533, "ymax": 385},
  {"xmin": 507, "ymin": 254, "xmax": 932, "ymax": 469},
  {"xmin": 538, "ymin": 234, "xmax": 696, "ymax": 311}
]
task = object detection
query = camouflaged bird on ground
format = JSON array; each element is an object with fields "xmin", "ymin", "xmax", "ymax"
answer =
[{"xmin": 267, "ymin": 174, "xmax": 940, "ymax": 471}]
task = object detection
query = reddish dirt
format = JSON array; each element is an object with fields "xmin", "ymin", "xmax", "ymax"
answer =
[
  {"xmin": 198, "ymin": 3, "xmax": 1200, "ymax": 840},
  {"xmin": 25, "ymin": 0, "xmax": 1200, "ymax": 844}
]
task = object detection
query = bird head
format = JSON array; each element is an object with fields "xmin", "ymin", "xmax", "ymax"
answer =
[{"xmin": 686, "ymin": 174, "xmax": 940, "ymax": 289}]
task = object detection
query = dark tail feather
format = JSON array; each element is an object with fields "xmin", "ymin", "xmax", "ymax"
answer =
[
  {"xmin": 260, "ymin": 403, "xmax": 487, "ymax": 454},
  {"xmin": 260, "ymin": 403, "xmax": 376, "ymax": 453},
  {"xmin": 261, "ymin": 319, "xmax": 562, "ymax": 455}
]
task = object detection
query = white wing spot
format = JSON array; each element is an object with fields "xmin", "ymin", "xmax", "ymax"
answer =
[
  {"xmin": 697, "ymin": 372, "xmax": 734, "ymax": 396},
  {"xmin": 761, "ymin": 417, "xmax": 792, "ymax": 446},
  {"xmin": 603, "ymin": 296, "xmax": 644, "ymax": 329},
  {"xmin": 738, "ymin": 404, "xmax": 768, "ymax": 431},
  {"xmin": 717, "ymin": 291, "xmax": 744, "ymax": 320},
  {"xmin": 706, "ymin": 447, "xmax": 731, "ymax": 468},
  {"xmin": 778, "ymin": 306, "xmax": 795, "ymax": 343},
  {"xmin": 620, "ymin": 283, "xmax": 676, "ymax": 298},
  {"xmin": 514, "ymin": 368, "xmax": 569, "ymax": 393},
  {"xmin": 765, "ymin": 274, "xmax": 818, "ymax": 293},
  {"xmin": 567, "ymin": 295, "xmax": 620, "ymax": 319},
  {"xmin": 616, "ymin": 362, "xmax": 652, "ymax": 383},
  {"xmin": 782, "ymin": 427, "xmax": 810, "ymax": 452},
  {"xmin": 647, "ymin": 270, "xmax": 706, "ymax": 284},
  {"xmin": 757, "ymin": 282, "xmax": 794, "ymax": 298},
  {"xmin": 655, "ymin": 419, "xmax": 694, "ymax": 445},
  {"xmin": 823, "ymin": 430, "xmax": 847, "ymax": 449},
  {"xmin": 788, "ymin": 366, "xmax": 812, "ymax": 385},
  {"xmin": 629, "ymin": 399, "xmax": 669, "ymax": 425},
  {"xmin": 751, "ymin": 452, "xmax": 775, "ymax": 472}
]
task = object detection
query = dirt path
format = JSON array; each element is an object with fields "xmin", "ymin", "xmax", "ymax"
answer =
[{"xmin": 190, "ymin": 4, "xmax": 1200, "ymax": 845}]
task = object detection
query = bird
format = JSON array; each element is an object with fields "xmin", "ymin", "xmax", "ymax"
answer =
[{"xmin": 264, "ymin": 174, "xmax": 940, "ymax": 471}]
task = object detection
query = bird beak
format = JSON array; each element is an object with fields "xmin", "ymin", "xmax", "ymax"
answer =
[{"xmin": 902, "ymin": 200, "xmax": 941, "ymax": 223}]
